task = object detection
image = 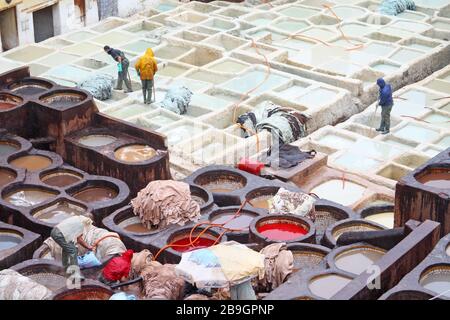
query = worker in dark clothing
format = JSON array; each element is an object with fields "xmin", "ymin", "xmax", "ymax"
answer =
[
  {"xmin": 104, "ymin": 45, "xmax": 133, "ymax": 93},
  {"xmin": 376, "ymin": 78, "xmax": 393, "ymax": 135}
]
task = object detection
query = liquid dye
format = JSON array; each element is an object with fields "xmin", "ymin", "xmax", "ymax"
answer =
[
  {"xmin": 4, "ymin": 189, "xmax": 56, "ymax": 207},
  {"xmin": 308, "ymin": 274, "xmax": 352, "ymax": 299},
  {"xmin": 114, "ymin": 145, "xmax": 156, "ymax": 163},
  {"xmin": 420, "ymin": 269, "xmax": 450, "ymax": 298},
  {"xmin": 0, "ymin": 142, "xmax": 19, "ymax": 156},
  {"xmin": 335, "ymin": 247, "xmax": 385, "ymax": 275},
  {"xmin": 191, "ymin": 194, "xmax": 206, "ymax": 206},
  {"xmin": 417, "ymin": 172, "xmax": 450, "ymax": 189},
  {"xmin": 0, "ymin": 233, "xmax": 22, "ymax": 250},
  {"xmin": 201, "ymin": 181, "xmax": 244, "ymax": 193},
  {"xmin": 257, "ymin": 222, "xmax": 307, "ymax": 241},
  {"xmin": 42, "ymin": 172, "xmax": 82, "ymax": 187},
  {"xmin": 0, "ymin": 102, "xmax": 18, "ymax": 110},
  {"xmin": 12, "ymin": 85, "xmax": 48, "ymax": 96},
  {"xmin": 170, "ymin": 236, "xmax": 216, "ymax": 252},
  {"xmin": 33, "ymin": 202, "xmax": 87, "ymax": 224},
  {"xmin": 78, "ymin": 135, "xmax": 116, "ymax": 147},
  {"xmin": 73, "ymin": 187, "xmax": 117, "ymax": 203},
  {"xmin": 211, "ymin": 213, "xmax": 256, "ymax": 229},
  {"xmin": 10, "ymin": 155, "xmax": 52, "ymax": 171},
  {"xmin": 124, "ymin": 222, "xmax": 152, "ymax": 233},
  {"xmin": 364, "ymin": 212, "xmax": 394, "ymax": 229},
  {"xmin": 0, "ymin": 169, "xmax": 16, "ymax": 187},
  {"xmin": 249, "ymin": 195, "xmax": 274, "ymax": 210}
]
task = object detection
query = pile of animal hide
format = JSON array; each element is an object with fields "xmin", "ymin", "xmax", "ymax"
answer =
[
  {"xmin": 159, "ymin": 86, "xmax": 193, "ymax": 114},
  {"xmin": 379, "ymin": 0, "xmax": 416, "ymax": 16},
  {"xmin": 78, "ymin": 73, "xmax": 115, "ymax": 101}
]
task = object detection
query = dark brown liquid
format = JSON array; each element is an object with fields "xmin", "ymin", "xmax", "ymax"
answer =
[
  {"xmin": 42, "ymin": 173, "xmax": 82, "ymax": 187},
  {"xmin": 10, "ymin": 155, "xmax": 52, "ymax": 171},
  {"xmin": 418, "ymin": 172, "xmax": 450, "ymax": 189},
  {"xmin": 74, "ymin": 187, "xmax": 117, "ymax": 203},
  {"xmin": 211, "ymin": 213, "xmax": 256, "ymax": 229},
  {"xmin": 0, "ymin": 169, "xmax": 16, "ymax": 187},
  {"xmin": 202, "ymin": 181, "xmax": 244, "ymax": 193},
  {"xmin": 0, "ymin": 102, "xmax": 17, "ymax": 110},
  {"xmin": 33, "ymin": 202, "xmax": 87, "ymax": 224}
]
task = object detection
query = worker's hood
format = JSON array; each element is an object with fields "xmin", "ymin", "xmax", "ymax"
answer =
[
  {"xmin": 377, "ymin": 78, "xmax": 386, "ymax": 88},
  {"xmin": 145, "ymin": 48, "xmax": 154, "ymax": 58}
]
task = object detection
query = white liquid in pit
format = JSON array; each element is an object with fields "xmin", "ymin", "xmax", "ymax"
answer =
[
  {"xmin": 272, "ymin": 21, "xmax": 309, "ymax": 33},
  {"xmin": 340, "ymin": 24, "xmax": 373, "ymax": 37},
  {"xmin": 310, "ymin": 179, "xmax": 366, "ymax": 206},
  {"xmin": 297, "ymin": 88, "xmax": 337, "ymax": 108},
  {"xmin": 365, "ymin": 212, "xmax": 394, "ymax": 229},
  {"xmin": 394, "ymin": 124, "xmax": 440, "ymax": 144},
  {"xmin": 278, "ymin": 6, "xmax": 320, "ymax": 19},
  {"xmin": 391, "ymin": 100, "xmax": 427, "ymax": 118},
  {"xmin": 333, "ymin": 152, "xmax": 382, "ymax": 172},
  {"xmin": 435, "ymin": 136, "xmax": 450, "ymax": 148},
  {"xmin": 162, "ymin": 125, "xmax": 205, "ymax": 146},
  {"xmin": 400, "ymin": 89, "xmax": 442, "ymax": 106},
  {"xmin": 108, "ymin": 104, "xmax": 153, "ymax": 120},
  {"xmin": 371, "ymin": 62, "xmax": 399, "ymax": 74},
  {"xmin": 363, "ymin": 43, "xmax": 394, "ymax": 57},
  {"xmin": 222, "ymin": 70, "xmax": 289, "ymax": 95},
  {"xmin": 390, "ymin": 48, "xmax": 423, "ymax": 64},
  {"xmin": 422, "ymin": 113, "xmax": 450, "ymax": 130},
  {"xmin": 276, "ymin": 84, "xmax": 309, "ymax": 100},
  {"xmin": 207, "ymin": 60, "xmax": 248, "ymax": 73},
  {"xmin": 317, "ymin": 134, "xmax": 355, "ymax": 149},
  {"xmin": 351, "ymin": 139, "xmax": 403, "ymax": 159}
]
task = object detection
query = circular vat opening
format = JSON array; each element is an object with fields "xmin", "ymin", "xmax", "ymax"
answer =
[
  {"xmin": 255, "ymin": 215, "xmax": 312, "ymax": 242},
  {"xmin": 419, "ymin": 264, "xmax": 450, "ymax": 299},
  {"xmin": 308, "ymin": 273, "xmax": 353, "ymax": 299},
  {"xmin": 0, "ymin": 167, "xmax": 17, "ymax": 188},
  {"xmin": 384, "ymin": 290, "xmax": 434, "ymax": 300},
  {"xmin": 360, "ymin": 205, "xmax": 395, "ymax": 229},
  {"xmin": 52, "ymin": 286, "xmax": 112, "ymax": 300},
  {"xmin": 313, "ymin": 204, "xmax": 351, "ymax": 243},
  {"xmin": 118, "ymin": 215, "xmax": 155, "ymax": 234},
  {"xmin": 331, "ymin": 220, "xmax": 384, "ymax": 243},
  {"xmin": 209, "ymin": 207, "xmax": 259, "ymax": 230},
  {"xmin": 189, "ymin": 185, "xmax": 211, "ymax": 209},
  {"xmin": 78, "ymin": 134, "xmax": 117, "ymax": 148},
  {"xmin": 194, "ymin": 170, "xmax": 247, "ymax": 193},
  {"xmin": 333, "ymin": 245, "xmax": 386, "ymax": 276},
  {"xmin": 287, "ymin": 243, "xmax": 329, "ymax": 273},
  {"xmin": 39, "ymin": 91, "xmax": 87, "ymax": 108},
  {"xmin": 32, "ymin": 200, "xmax": 89, "ymax": 225},
  {"xmin": 3, "ymin": 186, "xmax": 58, "ymax": 207},
  {"xmin": 40, "ymin": 169, "xmax": 83, "ymax": 188},
  {"xmin": 0, "ymin": 229, "xmax": 23, "ymax": 251},
  {"xmin": 71, "ymin": 183, "xmax": 118, "ymax": 204},
  {"xmin": 8, "ymin": 78, "xmax": 53, "ymax": 96},
  {"xmin": 310, "ymin": 179, "xmax": 366, "ymax": 207},
  {"xmin": 16, "ymin": 263, "xmax": 68, "ymax": 292},
  {"xmin": 9, "ymin": 154, "xmax": 53, "ymax": 172},
  {"xmin": 415, "ymin": 167, "xmax": 450, "ymax": 189},
  {"xmin": 0, "ymin": 93, "xmax": 23, "ymax": 111},
  {"xmin": 245, "ymin": 186, "xmax": 280, "ymax": 210},
  {"xmin": 0, "ymin": 139, "xmax": 21, "ymax": 157},
  {"xmin": 114, "ymin": 144, "xmax": 157, "ymax": 163},
  {"xmin": 167, "ymin": 228, "xmax": 221, "ymax": 253}
]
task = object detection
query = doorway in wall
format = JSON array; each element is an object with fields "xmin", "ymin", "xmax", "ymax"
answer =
[
  {"xmin": 33, "ymin": 5, "xmax": 55, "ymax": 43},
  {"xmin": 0, "ymin": 7, "xmax": 19, "ymax": 51},
  {"xmin": 74, "ymin": 0, "xmax": 86, "ymax": 26}
]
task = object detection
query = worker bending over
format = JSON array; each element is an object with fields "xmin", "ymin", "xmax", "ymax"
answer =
[
  {"xmin": 376, "ymin": 78, "xmax": 394, "ymax": 135},
  {"xmin": 104, "ymin": 45, "xmax": 133, "ymax": 93},
  {"xmin": 135, "ymin": 48, "xmax": 158, "ymax": 104}
]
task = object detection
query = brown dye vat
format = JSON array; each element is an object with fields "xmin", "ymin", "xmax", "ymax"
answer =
[
  {"xmin": 33, "ymin": 201, "xmax": 88, "ymax": 224},
  {"xmin": 332, "ymin": 222, "xmax": 384, "ymax": 242},
  {"xmin": 0, "ymin": 93, "xmax": 22, "ymax": 111},
  {"xmin": 416, "ymin": 170, "xmax": 450, "ymax": 189},
  {"xmin": 194, "ymin": 170, "xmax": 247, "ymax": 193},
  {"xmin": 114, "ymin": 144, "xmax": 157, "ymax": 163},
  {"xmin": 8, "ymin": 79, "xmax": 52, "ymax": 96},
  {"xmin": 313, "ymin": 207, "xmax": 349, "ymax": 243},
  {"xmin": 0, "ymin": 102, "xmax": 17, "ymax": 110},
  {"xmin": 419, "ymin": 265, "xmax": 450, "ymax": 298},
  {"xmin": 287, "ymin": 244, "xmax": 329, "ymax": 274},
  {"xmin": 245, "ymin": 186, "xmax": 280, "ymax": 210},
  {"xmin": 118, "ymin": 216, "xmax": 154, "ymax": 234},
  {"xmin": 52, "ymin": 286, "xmax": 113, "ymax": 300},
  {"xmin": 73, "ymin": 186, "xmax": 118, "ymax": 203},
  {"xmin": 4, "ymin": 188, "xmax": 57, "ymax": 207},
  {"xmin": 39, "ymin": 91, "xmax": 87, "ymax": 108},
  {"xmin": 9, "ymin": 155, "xmax": 52, "ymax": 171},
  {"xmin": 250, "ymin": 195, "xmax": 273, "ymax": 210},
  {"xmin": 308, "ymin": 273, "xmax": 353, "ymax": 299},
  {"xmin": 28, "ymin": 273, "xmax": 68, "ymax": 292},
  {"xmin": 41, "ymin": 170, "xmax": 82, "ymax": 187},
  {"xmin": 0, "ymin": 168, "xmax": 16, "ymax": 187},
  {"xmin": 0, "ymin": 231, "xmax": 22, "ymax": 251},
  {"xmin": 334, "ymin": 246, "xmax": 386, "ymax": 275},
  {"xmin": 0, "ymin": 141, "xmax": 20, "ymax": 156}
]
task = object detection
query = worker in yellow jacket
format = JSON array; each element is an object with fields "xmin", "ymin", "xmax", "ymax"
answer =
[{"xmin": 135, "ymin": 48, "xmax": 158, "ymax": 104}]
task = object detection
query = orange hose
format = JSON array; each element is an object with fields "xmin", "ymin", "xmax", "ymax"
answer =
[
  {"xmin": 91, "ymin": 234, "xmax": 121, "ymax": 251},
  {"xmin": 236, "ymin": 123, "xmax": 261, "ymax": 154}
]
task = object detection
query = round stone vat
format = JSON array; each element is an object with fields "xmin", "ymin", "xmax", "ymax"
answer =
[
  {"xmin": 7, "ymin": 78, "xmax": 53, "ymax": 96},
  {"xmin": 51, "ymin": 284, "xmax": 113, "ymax": 300},
  {"xmin": 2, "ymin": 185, "xmax": 58, "ymax": 208},
  {"xmin": 250, "ymin": 214, "xmax": 315, "ymax": 246},
  {"xmin": 0, "ymin": 229, "xmax": 23, "ymax": 251},
  {"xmin": 114, "ymin": 208, "xmax": 158, "ymax": 236},
  {"xmin": 208, "ymin": 206, "xmax": 260, "ymax": 242},
  {"xmin": 415, "ymin": 167, "xmax": 450, "ymax": 190},
  {"xmin": 71, "ymin": 183, "xmax": 118, "ymax": 205},
  {"xmin": 39, "ymin": 90, "xmax": 88, "ymax": 108},
  {"xmin": 40, "ymin": 169, "xmax": 83, "ymax": 188},
  {"xmin": 323, "ymin": 219, "xmax": 386, "ymax": 248},
  {"xmin": 286, "ymin": 243, "xmax": 330, "ymax": 274},
  {"xmin": 382, "ymin": 290, "xmax": 435, "ymax": 300},
  {"xmin": 32, "ymin": 200, "xmax": 89, "ymax": 225},
  {"xmin": 0, "ymin": 139, "xmax": 21, "ymax": 157},
  {"xmin": 114, "ymin": 144, "xmax": 157, "ymax": 163},
  {"xmin": 11, "ymin": 260, "xmax": 68, "ymax": 293},
  {"xmin": 308, "ymin": 272, "xmax": 353, "ymax": 299},
  {"xmin": 328, "ymin": 244, "xmax": 386, "ymax": 276},
  {"xmin": 419, "ymin": 264, "xmax": 450, "ymax": 299},
  {"xmin": 0, "ymin": 93, "xmax": 23, "ymax": 111},
  {"xmin": 313, "ymin": 202, "xmax": 353, "ymax": 244},
  {"xmin": 193, "ymin": 170, "xmax": 247, "ymax": 194},
  {"xmin": 189, "ymin": 185, "xmax": 213, "ymax": 213},
  {"xmin": 245, "ymin": 186, "xmax": 280, "ymax": 210},
  {"xmin": 78, "ymin": 134, "xmax": 117, "ymax": 148},
  {"xmin": 360, "ymin": 204, "xmax": 395, "ymax": 229},
  {"xmin": 9, "ymin": 154, "xmax": 53, "ymax": 172},
  {"xmin": 0, "ymin": 167, "xmax": 17, "ymax": 188}
]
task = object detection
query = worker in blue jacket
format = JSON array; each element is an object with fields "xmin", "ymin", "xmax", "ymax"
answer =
[{"xmin": 376, "ymin": 78, "xmax": 393, "ymax": 135}]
